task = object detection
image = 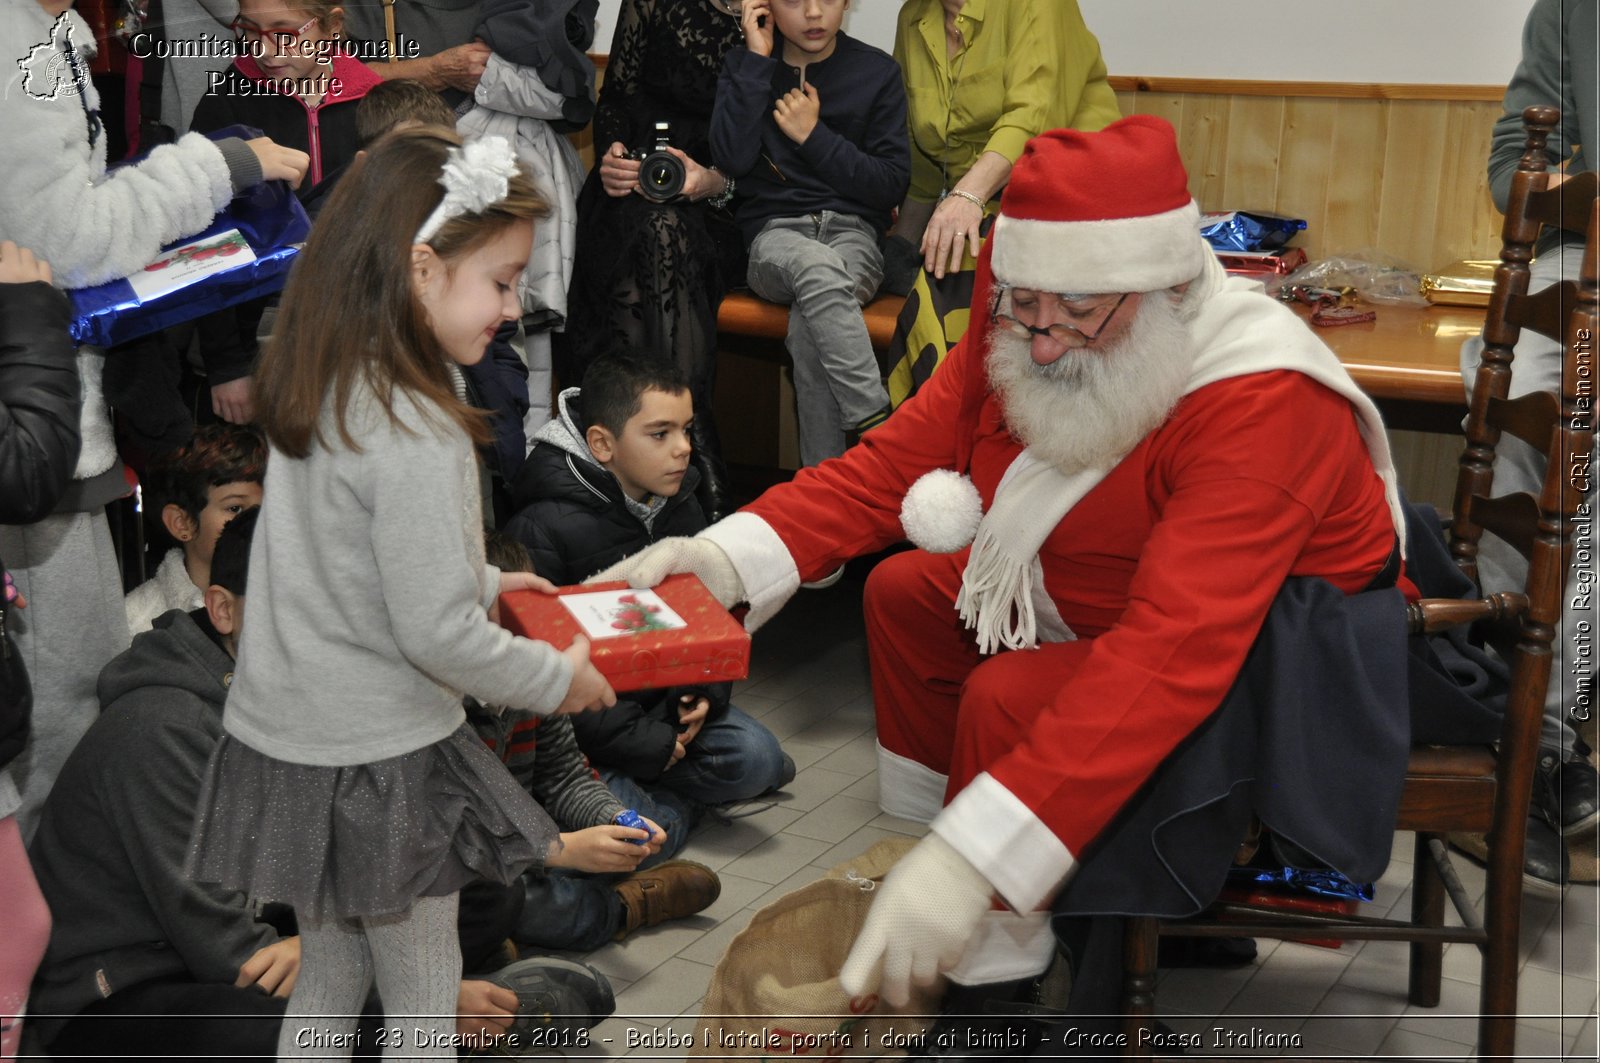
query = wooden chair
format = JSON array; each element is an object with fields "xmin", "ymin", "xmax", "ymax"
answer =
[{"xmin": 1120, "ymin": 105, "xmax": 1598, "ymax": 1060}]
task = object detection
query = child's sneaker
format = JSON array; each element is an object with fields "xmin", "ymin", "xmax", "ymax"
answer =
[{"xmin": 483, "ymin": 955, "xmax": 616, "ymax": 1046}]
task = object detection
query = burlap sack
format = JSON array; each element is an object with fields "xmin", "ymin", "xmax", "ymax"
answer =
[{"xmin": 693, "ymin": 836, "xmax": 939, "ymax": 1060}]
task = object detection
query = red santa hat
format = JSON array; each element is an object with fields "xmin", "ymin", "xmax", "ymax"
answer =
[{"xmin": 989, "ymin": 116, "xmax": 1207, "ymax": 295}]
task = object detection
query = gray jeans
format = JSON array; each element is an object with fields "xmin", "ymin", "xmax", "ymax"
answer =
[
  {"xmin": 1459, "ymin": 241, "xmax": 1598, "ymax": 756},
  {"xmin": 747, "ymin": 213, "xmax": 888, "ymax": 466}
]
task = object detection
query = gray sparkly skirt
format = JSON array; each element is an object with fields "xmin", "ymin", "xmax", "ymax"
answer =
[{"xmin": 186, "ymin": 723, "xmax": 558, "ymax": 923}]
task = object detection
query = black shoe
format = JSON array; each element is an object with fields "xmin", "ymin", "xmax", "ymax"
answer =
[
  {"xmin": 483, "ymin": 956, "xmax": 615, "ymax": 1046},
  {"xmin": 843, "ymin": 406, "xmax": 892, "ymax": 451},
  {"xmin": 1453, "ymin": 812, "xmax": 1570, "ymax": 899},
  {"xmin": 1156, "ymin": 935, "xmax": 1257, "ymax": 968},
  {"xmin": 908, "ymin": 979, "xmax": 1045, "ymax": 1061},
  {"xmin": 1536, "ymin": 748, "xmax": 1600, "ymax": 838}
]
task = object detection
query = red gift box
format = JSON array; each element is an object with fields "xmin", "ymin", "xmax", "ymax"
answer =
[
  {"xmin": 1215, "ymin": 884, "xmax": 1360, "ymax": 949},
  {"xmin": 498, "ymin": 573, "xmax": 750, "ymax": 693}
]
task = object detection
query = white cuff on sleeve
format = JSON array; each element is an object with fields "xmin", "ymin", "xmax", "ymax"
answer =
[
  {"xmin": 946, "ymin": 909, "xmax": 1057, "ymax": 985},
  {"xmin": 698, "ymin": 512, "xmax": 799, "ymax": 631},
  {"xmin": 933, "ymin": 772, "xmax": 1076, "ymax": 914}
]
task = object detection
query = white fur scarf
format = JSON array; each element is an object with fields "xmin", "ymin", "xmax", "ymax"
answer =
[{"xmin": 955, "ymin": 257, "xmax": 1405, "ymax": 654}]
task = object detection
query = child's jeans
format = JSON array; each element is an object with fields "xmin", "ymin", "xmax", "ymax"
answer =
[{"xmin": 747, "ymin": 213, "xmax": 888, "ymax": 466}]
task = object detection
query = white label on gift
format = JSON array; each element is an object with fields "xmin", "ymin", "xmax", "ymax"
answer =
[
  {"xmin": 559, "ymin": 588, "xmax": 689, "ymax": 640},
  {"xmin": 126, "ymin": 229, "xmax": 257, "ymax": 303}
]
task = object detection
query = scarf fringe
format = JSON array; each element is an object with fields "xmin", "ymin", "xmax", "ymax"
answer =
[{"xmin": 956, "ymin": 529, "xmax": 1039, "ymax": 654}]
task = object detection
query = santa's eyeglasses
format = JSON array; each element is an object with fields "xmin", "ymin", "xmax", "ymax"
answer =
[
  {"xmin": 991, "ymin": 287, "xmax": 1130, "ymax": 344},
  {"xmin": 232, "ymin": 15, "xmax": 321, "ymax": 51}
]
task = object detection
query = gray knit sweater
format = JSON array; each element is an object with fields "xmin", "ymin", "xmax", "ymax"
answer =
[{"xmin": 223, "ymin": 380, "xmax": 571, "ymax": 766}]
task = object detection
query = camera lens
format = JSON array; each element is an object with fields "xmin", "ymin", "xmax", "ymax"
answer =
[{"xmin": 638, "ymin": 150, "xmax": 686, "ymax": 202}]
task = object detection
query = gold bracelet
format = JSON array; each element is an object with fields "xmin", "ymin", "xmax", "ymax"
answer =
[{"xmin": 946, "ymin": 188, "xmax": 986, "ymax": 211}]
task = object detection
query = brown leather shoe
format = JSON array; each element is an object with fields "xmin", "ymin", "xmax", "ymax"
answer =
[{"xmin": 612, "ymin": 860, "xmax": 721, "ymax": 940}]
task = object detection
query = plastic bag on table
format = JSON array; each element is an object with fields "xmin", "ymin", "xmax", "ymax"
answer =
[{"xmin": 1283, "ymin": 249, "xmax": 1429, "ymax": 307}]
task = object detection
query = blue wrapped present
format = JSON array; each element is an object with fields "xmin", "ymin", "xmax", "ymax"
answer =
[
  {"xmin": 1199, "ymin": 209, "xmax": 1307, "ymax": 253},
  {"xmin": 68, "ymin": 172, "xmax": 310, "ymax": 348}
]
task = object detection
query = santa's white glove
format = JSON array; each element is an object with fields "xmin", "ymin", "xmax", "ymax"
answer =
[
  {"xmin": 838, "ymin": 833, "xmax": 994, "ymax": 1006},
  {"xmin": 586, "ymin": 536, "xmax": 745, "ymax": 608}
]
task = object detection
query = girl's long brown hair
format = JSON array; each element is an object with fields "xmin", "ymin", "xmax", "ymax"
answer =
[{"xmin": 256, "ymin": 126, "xmax": 548, "ymax": 459}]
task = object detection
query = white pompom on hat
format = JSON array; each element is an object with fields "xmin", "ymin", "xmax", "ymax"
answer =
[
  {"xmin": 900, "ymin": 470, "xmax": 984, "ymax": 554},
  {"xmin": 989, "ymin": 115, "xmax": 1207, "ymax": 295}
]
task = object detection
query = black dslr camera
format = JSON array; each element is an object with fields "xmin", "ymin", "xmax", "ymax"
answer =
[{"xmin": 628, "ymin": 121, "xmax": 687, "ymax": 202}]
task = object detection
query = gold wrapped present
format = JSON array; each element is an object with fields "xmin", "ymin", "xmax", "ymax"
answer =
[{"xmin": 1420, "ymin": 260, "xmax": 1498, "ymax": 307}]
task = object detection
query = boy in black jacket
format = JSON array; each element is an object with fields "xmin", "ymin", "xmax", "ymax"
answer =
[{"xmin": 504, "ymin": 353, "xmax": 791, "ymax": 843}]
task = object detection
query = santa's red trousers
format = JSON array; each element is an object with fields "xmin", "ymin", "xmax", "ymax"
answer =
[{"xmin": 865, "ymin": 548, "xmax": 1120, "ymax": 850}]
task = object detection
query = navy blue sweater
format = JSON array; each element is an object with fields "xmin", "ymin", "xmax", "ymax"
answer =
[{"xmin": 709, "ymin": 32, "xmax": 909, "ymax": 247}]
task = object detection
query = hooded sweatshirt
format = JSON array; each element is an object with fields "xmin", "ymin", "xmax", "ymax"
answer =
[{"xmin": 28, "ymin": 608, "xmax": 275, "ymax": 1031}]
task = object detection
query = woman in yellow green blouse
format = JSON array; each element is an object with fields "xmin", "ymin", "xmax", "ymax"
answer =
[{"xmin": 881, "ymin": 0, "xmax": 1121, "ymax": 405}]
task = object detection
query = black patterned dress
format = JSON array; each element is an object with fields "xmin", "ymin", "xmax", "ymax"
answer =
[{"xmin": 559, "ymin": 0, "xmax": 745, "ymax": 509}]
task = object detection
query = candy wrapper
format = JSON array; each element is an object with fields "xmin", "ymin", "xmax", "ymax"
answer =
[
  {"xmin": 1420, "ymin": 259, "xmax": 1498, "ymax": 307},
  {"xmin": 1216, "ymin": 247, "xmax": 1308, "ymax": 293},
  {"xmin": 68, "ymin": 129, "xmax": 310, "ymax": 347},
  {"xmin": 497, "ymin": 573, "xmax": 750, "ymax": 693},
  {"xmin": 1199, "ymin": 210, "xmax": 1307, "ymax": 252}
]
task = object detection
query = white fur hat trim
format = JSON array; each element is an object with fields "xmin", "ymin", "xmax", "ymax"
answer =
[{"xmin": 901, "ymin": 469, "xmax": 984, "ymax": 554}]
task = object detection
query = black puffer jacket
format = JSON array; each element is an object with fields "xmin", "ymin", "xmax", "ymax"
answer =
[
  {"xmin": 0, "ymin": 280, "xmax": 82, "ymax": 772},
  {"xmin": 0, "ymin": 282, "xmax": 81, "ymax": 525},
  {"xmin": 502, "ymin": 388, "xmax": 730, "ymax": 781}
]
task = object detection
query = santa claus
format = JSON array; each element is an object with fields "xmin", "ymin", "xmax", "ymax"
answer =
[{"xmin": 600, "ymin": 115, "xmax": 1408, "ymax": 1036}]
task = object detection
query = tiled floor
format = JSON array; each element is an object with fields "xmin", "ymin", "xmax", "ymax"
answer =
[{"xmin": 535, "ymin": 576, "xmax": 1600, "ymax": 1061}]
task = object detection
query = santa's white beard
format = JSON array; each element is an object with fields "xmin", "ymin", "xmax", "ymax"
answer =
[{"xmin": 985, "ymin": 293, "xmax": 1195, "ymax": 472}]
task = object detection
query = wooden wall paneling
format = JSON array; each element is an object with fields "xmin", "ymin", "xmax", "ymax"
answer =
[
  {"xmin": 1322, "ymin": 99, "xmax": 1388, "ymax": 256},
  {"xmin": 1176, "ymin": 93, "xmax": 1231, "ymax": 211},
  {"xmin": 1374, "ymin": 100, "xmax": 1453, "ymax": 271},
  {"xmin": 1273, "ymin": 96, "xmax": 1340, "ymax": 262},
  {"xmin": 1433, "ymin": 100, "xmax": 1505, "ymax": 265},
  {"xmin": 1220, "ymin": 94, "xmax": 1286, "ymax": 211}
]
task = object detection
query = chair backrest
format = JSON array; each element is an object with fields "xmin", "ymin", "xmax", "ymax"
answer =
[
  {"xmin": 1452, "ymin": 105, "xmax": 1598, "ymax": 582},
  {"xmin": 1446, "ymin": 102, "xmax": 1598, "ymax": 891}
]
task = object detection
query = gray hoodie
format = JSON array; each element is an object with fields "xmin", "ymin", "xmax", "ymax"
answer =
[{"xmin": 28, "ymin": 609, "xmax": 274, "ymax": 1030}]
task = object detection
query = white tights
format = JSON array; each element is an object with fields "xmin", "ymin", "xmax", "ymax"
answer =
[{"xmin": 277, "ymin": 892, "xmax": 460, "ymax": 1061}]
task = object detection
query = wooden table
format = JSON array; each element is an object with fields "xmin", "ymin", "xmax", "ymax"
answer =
[
  {"xmin": 717, "ymin": 293, "xmax": 1484, "ymax": 431},
  {"xmin": 1294, "ymin": 302, "xmax": 1482, "ymax": 432}
]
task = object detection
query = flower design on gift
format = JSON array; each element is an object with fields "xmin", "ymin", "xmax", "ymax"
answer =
[{"xmin": 609, "ymin": 593, "xmax": 674, "ymax": 633}]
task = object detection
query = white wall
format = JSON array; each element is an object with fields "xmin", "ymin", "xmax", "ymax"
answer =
[{"xmin": 592, "ymin": 0, "xmax": 1534, "ymax": 86}]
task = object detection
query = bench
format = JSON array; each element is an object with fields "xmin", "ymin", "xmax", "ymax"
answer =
[{"xmin": 715, "ymin": 290, "xmax": 906, "ymax": 359}]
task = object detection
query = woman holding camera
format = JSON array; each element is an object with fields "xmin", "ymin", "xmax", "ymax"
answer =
[{"xmin": 560, "ymin": 0, "xmax": 746, "ymax": 521}]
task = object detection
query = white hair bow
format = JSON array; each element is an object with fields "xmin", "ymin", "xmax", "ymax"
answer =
[{"xmin": 414, "ymin": 135, "xmax": 519, "ymax": 245}]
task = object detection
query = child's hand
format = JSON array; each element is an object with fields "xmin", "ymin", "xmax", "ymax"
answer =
[
  {"xmin": 244, "ymin": 138, "xmax": 309, "ymax": 189},
  {"xmin": 489, "ymin": 571, "xmax": 559, "ymax": 624},
  {"xmin": 211, "ymin": 377, "xmax": 254, "ymax": 425},
  {"xmin": 773, "ymin": 83, "xmax": 821, "ymax": 145},
  {"xmin": 236, "ymin": 937, "xmax": 300, "ymax": 998},
  {"xmin": 455, "ymin": 979, "xmax": 518, "ymax": 1049},
  {"xmin": 499, "ymin": 570, "xmax": 559, "ymax": 596},
  {"xmin": 4, "ymin": 570, "xmax": 24, "ymax": 610},
  {"xmin": 599, "ymin": 142, "xmax": 642, "ymax": 197},
  {"xmin": 0, "ymin": 241, "xmax": 51, "ymax": 286},
  {"xmin": 742, "ymin": 0, "xmax": 773, "ymax": 55},
  {"xmin": 677, "ymin": 693, "xmax": 711, "ymax": 749},
  {"xmin": 546, "ymin": 823, "xmax": 658, "ymax": 872},
  {"xmin": 557, "ymin": 635, "xmax": 616, "ymax": 714}
]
